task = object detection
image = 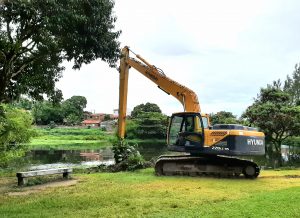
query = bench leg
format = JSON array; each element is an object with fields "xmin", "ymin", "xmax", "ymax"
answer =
[
  {"xmin": 18, "ymin": 177, "xmax": 26, "ymax": 186},
  {"xmin": 63, "ymin": 172, "xmax": 69, "ymax": 179}
]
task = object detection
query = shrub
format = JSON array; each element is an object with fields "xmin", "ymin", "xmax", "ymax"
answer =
[
  {"xmin": 0, "ymin": 105, "xmax": 35, "ymax": 167},
  {"xmin": 112, "ymin": 139, "xmax": 145, "ymax": 171}
]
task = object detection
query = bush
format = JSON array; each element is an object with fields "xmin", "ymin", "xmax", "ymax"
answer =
[
  {"xmin": 112, "ymin": 139, "xmax": 145, "ymax": 171},
  {"xmin": 48, "ymin": 121, "xmax": 56, "ymax": 129},
  {"xmin": 0, "ymin": 105, "xmax": 35, "ymax": 167}
]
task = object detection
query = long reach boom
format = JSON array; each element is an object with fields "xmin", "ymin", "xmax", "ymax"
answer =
[{"xmin": 118, "ymin": 46, "xmax": 200, "ymax": 138}]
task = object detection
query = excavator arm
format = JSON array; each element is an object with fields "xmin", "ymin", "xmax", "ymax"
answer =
[{"xmin": 118, "ymin": 46, "xmax": 201, "ymax": 138}]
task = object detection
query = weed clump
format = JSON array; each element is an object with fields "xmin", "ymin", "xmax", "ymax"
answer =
[
  {"xmin": 85, "ymin": 139, "xmax": 151, "ymax": 173},
  {"xmin": 112, "ymin": 139, "xmax": 146, "ymax": 171}
]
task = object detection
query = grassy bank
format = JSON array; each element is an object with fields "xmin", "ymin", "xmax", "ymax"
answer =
[
  {"xmin": 29, "ymin": 127, "xmax": 166, "ymax": 150},
  {"xmin": 0, "ymin": 169, "xmax": 299, "ymax": 217},
  {"xmin": 29, "ymin": 127, "xmax": 116, "ymax": 150}
]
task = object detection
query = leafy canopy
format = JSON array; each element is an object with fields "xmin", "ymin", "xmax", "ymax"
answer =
[
  {"xmin": 127, "ymin": 103, "xmax": 167, "ymax": 139},
  {"xmin": 131, "ymin": 102, "xmax": 162, "ymax": 119},
  {"xmin": 209, "ymin": 111, "xmax": 238, "ymax": 125},
  {"xmin": 284, "ymin": 63, "xmax": 300, "ymax": 105},
  {"xmin": 32, "ymin": 95, "xmax": 87, "ymax": 125},
  {"xmin": 0, "ymin": 0, "xmax": 120, "ymax": 102}
]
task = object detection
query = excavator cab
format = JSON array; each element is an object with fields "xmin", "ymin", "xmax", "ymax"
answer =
[{"xmin": 167, "ymin": 112, "xmax": 205, "ymax": 152}]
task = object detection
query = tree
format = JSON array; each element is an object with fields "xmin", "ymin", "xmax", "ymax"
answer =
[
  {"xmin": 284, "ymin": 64, "xmax": 300, "ymax": 105},
  {"xmin": 32, "ymin": 101, "xmax": 64, "ymax": 125},
  {"xmin": 243, "ymin": 87, "xmax": 300, "ymax": 167},
  {"xmin": 131, "ymin": 102, "xmax": 162, "ymax": 119},
  {"xmin": 62, "ymin": 96, "xmax": 87, "ymax": 125},
  {"xmin": 126, "ymin": 103, "xmax": 167, "ymax": 139},
  {"xmin": 134, "ymin": 112, "xmax": 168, "ymax": 139},
  {"xmin": 0, "ymin": 104, "xmax": 35, "ymax": 167},
  {"xmin": 209, "ymin": 111, "xmax": 238, "ymax": 125},
  {"xmin": 0, "ymin": 0, "xmax": 120, "ymax": 103},
  {"xmin": 32, "ymin": 95, "xmax": 87, "ymax": 125}
]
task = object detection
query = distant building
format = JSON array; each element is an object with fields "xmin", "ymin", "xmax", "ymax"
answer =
[
  {"xmin": 82, "ymin": 112, "xmax": 118, "ymax": 127},
  {"xmin": 82, "ymin": 113, "xmax": 105, "ymax": 127}
]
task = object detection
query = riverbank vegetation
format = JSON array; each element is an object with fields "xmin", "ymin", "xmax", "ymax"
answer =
[
  {"xmin": 0, "ymin": 168, "xmax": 299, "ymax": 217},
  {"xmin": 29, "ymin": 127, "xmax": 116, "ymax": 150},
  {"xmin": 29, "ymin": 127, "xmax": 166, "ymax": 150}
]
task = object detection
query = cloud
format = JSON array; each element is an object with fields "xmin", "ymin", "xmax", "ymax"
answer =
[{"xmin": 56, "ymin": 0, "xmax": 300, "ymax": 117}]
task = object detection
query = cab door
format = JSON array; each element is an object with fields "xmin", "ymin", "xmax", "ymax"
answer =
[{"xmin": 167, "ymin": 113, "xmax": 204, "ymax": 152}]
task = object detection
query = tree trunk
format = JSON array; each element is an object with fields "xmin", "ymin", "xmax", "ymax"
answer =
[{"xmin": 273, "ymin": 142, "xmax": 283, "ymax": 168}]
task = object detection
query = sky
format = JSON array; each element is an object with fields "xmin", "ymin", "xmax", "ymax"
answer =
[{"xmin": 56, "ymin": 0, "xmax": 300, "ymax": 117}]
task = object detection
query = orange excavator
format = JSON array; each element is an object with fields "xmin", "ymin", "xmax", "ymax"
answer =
[{"xmin": 118, "ymin": 46, "xmax": 265, "ymax": 178}]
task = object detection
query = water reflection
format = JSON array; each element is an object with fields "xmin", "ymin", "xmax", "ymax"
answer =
[
  {"xmin": 24, "ymin": 142, "xmax": 168, "ymax": 170},
  {"xmin": 26, "ymin": 148, "xmax": 114, "ymax": 170}
]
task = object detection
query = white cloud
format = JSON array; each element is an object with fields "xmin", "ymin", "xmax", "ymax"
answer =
[{"xmin": 56, "ymin": 0, "xmax": 300, "ymax": 117}]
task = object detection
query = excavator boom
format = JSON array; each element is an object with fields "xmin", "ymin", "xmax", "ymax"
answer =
[{"xmin": 118, "ymin": 46, "xmax": 200, "ymax": 138}]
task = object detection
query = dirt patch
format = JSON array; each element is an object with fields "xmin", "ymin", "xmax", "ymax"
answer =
[{"xmin": 7, "ymin": 179, "xmax": 78, "ymax": 196}]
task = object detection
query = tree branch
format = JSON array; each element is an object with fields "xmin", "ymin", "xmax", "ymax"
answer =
[
  {"xmin": 0, "ymin": 50, "xmax": 6, "ymax": 59},
  {"xmin": 282, "ymin": 135, "xmax": 290, "ymax": 141},
  {"xmin": 6, "ymin": 19, "xmax": 13, "ymax": 43},
  {"xmin": 18, "ymin": 40, "xmax": 37, "ymax": 55},
  {"xmin": 11, "ymin": 57, "xmax": 35, "ymax": 79}
]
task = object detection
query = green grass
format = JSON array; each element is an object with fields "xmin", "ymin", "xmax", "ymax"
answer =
[
  {"xmin": 28, "ymin": 127, "xmax": 166, "ymax": 150},
  {"xmin": 0, "ymin": 169, "xmax": 299, "ymax": 217},
  {"xmin": 29, "ymin": 127, "xmax": 116, "ymax": 150}
]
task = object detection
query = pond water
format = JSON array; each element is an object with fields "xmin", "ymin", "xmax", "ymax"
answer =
[{"xmin": 19, "ymin": 142, "xmax": 168, "ymax": 170}]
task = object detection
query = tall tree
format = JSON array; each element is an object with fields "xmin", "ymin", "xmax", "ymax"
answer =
[
  {"xmin": 0, "ymin": 0, "xmax": 120, "ymax": 103},
  {"xmin": 243, "ymin": 87, "xmax": 300, "ymax": 166},
  {"xmin": 284, "ymin": 64, "xmax": 300, "ymax": 105},
  {"xmin": 127, "ymin": 103, "xmax": 167, "ymax": 139},
  {"xmin": 62, "ymin": 96, "xmax": 87, "ymax": 125},
  {"xmin": 209, "ymin": 111, "xmax": 238, "ymax": 125},
  {"xmin": 131, "ymin": 102, "xmax": 162, "ymax": 119}
]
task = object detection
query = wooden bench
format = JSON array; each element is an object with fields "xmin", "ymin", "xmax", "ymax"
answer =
[{"xmin": 16, "ymin": 168, "xmax": 72, "ymax": 186}]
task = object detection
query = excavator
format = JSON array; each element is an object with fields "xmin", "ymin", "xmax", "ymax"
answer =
[{"xmin": 118, "ymin": 46, "xmax": 265, "ymax": 178}]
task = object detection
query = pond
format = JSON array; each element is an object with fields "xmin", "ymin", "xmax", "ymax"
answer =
[{"xmin": 16, "ymin": 142, "xmax": 169, "ymax": 170}]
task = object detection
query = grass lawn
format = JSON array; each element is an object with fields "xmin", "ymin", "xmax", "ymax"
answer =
[{"xmin": 0, "ymin": 169, "xmax": 299, "ymax": 217}]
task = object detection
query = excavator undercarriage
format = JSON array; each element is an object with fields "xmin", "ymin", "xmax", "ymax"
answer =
[{"xmin": 155, "ymin": 154, "xmax": 260, "ymax": 178}]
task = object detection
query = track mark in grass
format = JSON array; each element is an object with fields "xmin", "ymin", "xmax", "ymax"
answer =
[
  {"xmin": 260, "ymin": 175, "xmax": 300, "ymax": 179},
  {"xmin": 285, "ymin": 175, "xmax": 300, "ymax": 178}
]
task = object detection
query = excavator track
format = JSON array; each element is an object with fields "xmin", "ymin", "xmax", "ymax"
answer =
[{"xmin": 155, "ymin": 155, "xmax": 260, "ymax": 179}]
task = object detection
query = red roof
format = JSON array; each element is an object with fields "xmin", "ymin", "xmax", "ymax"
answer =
[{"xmin": 82, "ymin": 120, "xmax": 101, "ymax": 124}]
